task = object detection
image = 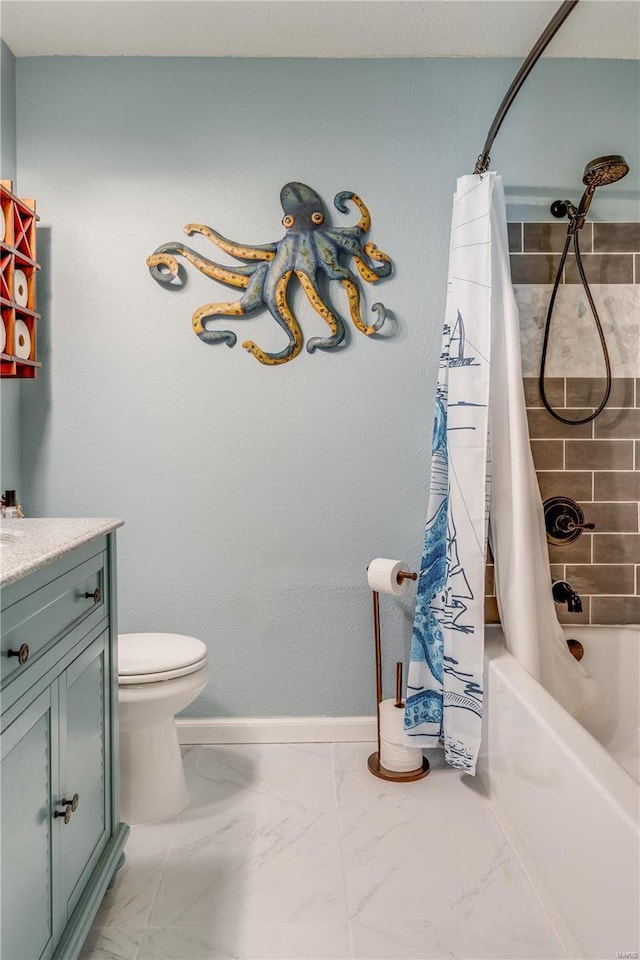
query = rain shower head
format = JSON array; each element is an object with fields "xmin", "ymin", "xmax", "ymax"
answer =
[{"xmin": 582, "ymin": 155, "xmax": 629, "ymax": 188}]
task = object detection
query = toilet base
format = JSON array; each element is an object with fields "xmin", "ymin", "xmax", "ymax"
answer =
[{"xmin": 120, "ymin": 718, "xmax": 189, "ymax": 825}]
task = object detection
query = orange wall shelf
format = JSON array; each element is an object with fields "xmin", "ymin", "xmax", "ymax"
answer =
[{"xmin": 1, "ymin": 179, "xmax": 41, "ymax": 378}]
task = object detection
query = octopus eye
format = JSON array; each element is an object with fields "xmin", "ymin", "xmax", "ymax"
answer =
[
  {"xmin": 282, "ymin": 215, "xmax": 295, "ymax": 228},
  {"xmin": 311, "ymin": 211, "xmax": 324, "ymax": 225}
]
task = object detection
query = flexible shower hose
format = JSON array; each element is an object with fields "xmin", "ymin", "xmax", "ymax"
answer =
[{"xmin": 538, "ymin": 227, "xmax": 612, "ymax": 425}]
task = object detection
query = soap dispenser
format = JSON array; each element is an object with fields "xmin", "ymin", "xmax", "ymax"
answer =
[{"xmin": 1, "ymin": 490, "xmax": 24, "ymax": 519}]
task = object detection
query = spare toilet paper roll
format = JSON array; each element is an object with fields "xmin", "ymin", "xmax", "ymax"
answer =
[
  {"xmin": 14, "ymin": 269, "xmax": 28, "ymax": 307},
  {"xmin": 0, "ymin": 318, "xmax": 6, "ymax": 354},
  {"xmin": 14, "ymin": 319, "xmax": 31, "ymax": 359},
  {"xmin": 378, "ymin": 698, "xmax": 414, "ymax": 747},
  {"xmin": 379, "ymin": 700, "xmax": 424, "ymax": 772},
  {"xmin": 0, "ymin": 206, "xmax": 5, "ymax": 243},
  {"xmin": 367, "ymin": 558, "xmax": 410, "ymax": 596},
  {"xmin": 380, "ymin": 737, "xmax": 424, "ymax": 774}
]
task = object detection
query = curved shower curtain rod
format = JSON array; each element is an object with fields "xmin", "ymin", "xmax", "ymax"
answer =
[{"xmin": 474, "ymin": 0, "xmax": 580, "ymax": 175}]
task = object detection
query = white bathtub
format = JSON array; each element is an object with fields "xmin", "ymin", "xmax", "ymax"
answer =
[{"xmin": 478, "ymin": 625, "xmax": 639, "ymax": 960}]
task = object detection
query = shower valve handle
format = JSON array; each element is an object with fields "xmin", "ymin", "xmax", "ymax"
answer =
[
  {"xmin": 544, "ymin": 498, "xmax": 595, "ymax": 545},
  {"xmin": 557, "ymin": 517, "xmax": 595, "ymax": 533}
]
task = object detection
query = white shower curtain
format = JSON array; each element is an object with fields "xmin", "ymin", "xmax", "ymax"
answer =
[
  {"xmin": 405, "ymin": 172, "xmax": 595, "ymax": 774},
  {"xmin": 488, "ymin": 175, "xmax": 597, "ymax": 719}
]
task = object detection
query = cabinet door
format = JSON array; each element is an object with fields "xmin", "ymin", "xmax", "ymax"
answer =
[
  {"xmin": 59, "ymin": 631, "xmax": 111, "ymax": 920},
  {"xmin": 1, "ymin": 686, "xmax": 59, "ymax": 960}
]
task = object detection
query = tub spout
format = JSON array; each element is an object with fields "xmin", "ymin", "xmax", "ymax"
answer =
[
  {"xmin": 552, "ymin": 580, "xmax": 583, "ymax": 614},
  {"xmin": 568, "ymin": 593, "xmax": 582, "ymax": 614}
]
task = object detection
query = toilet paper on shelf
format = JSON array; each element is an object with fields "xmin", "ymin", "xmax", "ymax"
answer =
[
  {"xmin": 367, "ymin": 558, "xmax": 410, "ymax": 595},
  {"xmin": 14, "ymin": 319, "xmax": 31, "ymax": 359},
  {"xmin": 14, "ymin": 269, "xmax": 28, "ymax": 307},
  {"xmin": 0, "ymin": 318, "xmax": 6, "ymax": 354},
  {"xmin": 379, "ymin": 698, "xmax": 423, "ymax": 773}
]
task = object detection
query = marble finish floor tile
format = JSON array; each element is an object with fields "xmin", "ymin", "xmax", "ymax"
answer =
[
  {"xmin": 333, "ymin": 743, "xmax": 557, "ymax": 931},
  {"xmin": 149, "ymin": 744, "xmax": 347, "ymax": 927},
  {"xmin": 82, "ymin": 742, "xmax": 566, "ymax": 960},
  {"xmin": 137, "ymin": 923, "xmax": 351, "ymax": 959},
  {"xmin": 350, "ymin": 920, "xmax": 565, "ymax": 959},
  {"xmin": 79, "ymin": 925, "xmax": 144, "ymax": 960},
  {"xmin": 92, "ymin": 817, "xmax": 178, "ymax": 928}
]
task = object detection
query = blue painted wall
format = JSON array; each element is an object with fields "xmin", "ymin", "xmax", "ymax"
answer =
[
  {"xmin": 16, "ymin": 57, "xmax": 639, "ymax": 717},
  {"xmin": 1, "ymin": 40, "xmax": 21, "ymax": 495}
]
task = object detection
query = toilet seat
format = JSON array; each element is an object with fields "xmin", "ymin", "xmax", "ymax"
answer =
[{"xmin": 118, "ymin": 632, "xmax": 208, "ymax": 685}]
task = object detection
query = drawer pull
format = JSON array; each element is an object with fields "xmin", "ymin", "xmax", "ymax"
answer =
[
  {"xmin": 84, "ymin": 588, "xmax": 101, "ymax": 604},
  {"xmin": 54, "ymin": 804, "xmax": 73, "ymax": 825},
  {"xmin": 62, "ymin": 793, "xmax": 79, "ymax": 812},
  {"xmin": 7, "ymin": 643, "xmax": 29, "ymax": 665}
]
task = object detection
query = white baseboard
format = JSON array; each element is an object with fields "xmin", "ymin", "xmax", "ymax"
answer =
[{"xmin": 176, "ymin": 716, "xmax": 377, "ymax": 745}]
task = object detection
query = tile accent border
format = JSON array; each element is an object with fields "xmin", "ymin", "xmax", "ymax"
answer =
[
  {"xmin": 509, "ymin": 220, "xmax": 640, "ymax": 283},
  {"xmin": 511, "ymin": 220, "xmax": 639, "ymax": 380}
]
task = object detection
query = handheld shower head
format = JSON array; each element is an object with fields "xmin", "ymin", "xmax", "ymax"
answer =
[
  {"xmin": 551, "ymin": 154, "xmax": 630, "ymax": 228},
  {"xmin": 582, "ymin": 154, "xmax": 629, "ymax": 188},
  {"xmin": 542, "ymin": 154, "xmax": 629, "ymax": 428},
  {"xmin": 577, "ymin": 154, "xmax": 629, "ymax": 223}
]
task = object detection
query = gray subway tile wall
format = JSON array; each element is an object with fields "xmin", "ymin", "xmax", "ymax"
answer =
[
  {"xmin": 530, "ymin": 439, "xmax": 564, "ymax": 470},
  {"xmin": 565, "ymin": 439, "xmax": 634, "ymax": 471},
  {"xmin": 565, "ymin": 378, "xmax": 635, "ymax": 407},
  {"xmin": 593, "ymin": 222, "xmax": 640, "ymax": 253},
  {"xmin": 564, "ymin": 254, "xmax": 634, "ymax": 285},
  {"xmin": 536, "ymin": 471, "xmax": 592, "ymax": 501},
  {"xmin": 486, "ymin": 221, "xmax": 640, "ymax": 626}
]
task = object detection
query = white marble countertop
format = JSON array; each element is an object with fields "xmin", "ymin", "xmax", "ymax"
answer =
[{"xmin": 0, "ymin": 517, "xmax": 124, "ymax": 587}]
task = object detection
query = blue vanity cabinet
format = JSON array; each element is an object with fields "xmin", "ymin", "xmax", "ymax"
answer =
[
  {"xmin": 1, "ymin": 531, "xmax": 129, "ymax": 960},
  {"xmin": 59, "ymin": 630, "xmax": 111, "ymax": 922},
  {"xmin": 1, "ymin": 685, "xmax": 60, "ymax": 960}
]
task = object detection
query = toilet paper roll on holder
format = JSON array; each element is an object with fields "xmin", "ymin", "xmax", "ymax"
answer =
[{"xmin": 366, "ymin": 566, "xmax": 430, "ymax": 782}]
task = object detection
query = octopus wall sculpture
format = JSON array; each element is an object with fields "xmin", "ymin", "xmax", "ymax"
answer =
[{"xmin": 146, "ymin": 182, "xmax": 393, "ymax": 366}]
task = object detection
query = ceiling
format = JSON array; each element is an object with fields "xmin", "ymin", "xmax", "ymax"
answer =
[{"xmin": 1, "ymin": 0, "xmax": 639, "ymax": 59}]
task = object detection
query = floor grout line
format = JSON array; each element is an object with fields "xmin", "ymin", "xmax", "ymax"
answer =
[
  {"xmin": 330, "ymin": 742, "xmax": 356, "ymax": 960},
  {"xmin": 132, "ymin": 745, "xmax": 203, "ymax": 955}
]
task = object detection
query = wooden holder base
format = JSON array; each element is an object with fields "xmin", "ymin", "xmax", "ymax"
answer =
[{"xmin": 367, "ymin": 752, "xmax": 430, "ymax": 783}]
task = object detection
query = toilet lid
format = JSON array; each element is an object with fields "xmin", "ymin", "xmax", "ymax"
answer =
[{"xmin": 118, "ymin": 633, "xmax": 207, "ymax": 678}]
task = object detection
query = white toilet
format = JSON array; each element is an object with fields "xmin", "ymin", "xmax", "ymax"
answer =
[{"xmin": 118, "ymin": 632, "xmax": 208, "ymax": 825}]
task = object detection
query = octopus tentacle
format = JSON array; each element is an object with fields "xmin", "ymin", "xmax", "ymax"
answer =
[
  {"xmin": 364, "ymin": 241, "xmax": 392, "ymax": 273},
  {"xmin": 242, "ymin": 270, "xmax": 303, "ymax": 366},
  {"xmin": 147, "ymin": 242, "xmax": 256, "ymax": 288},
  {"xmin": 314, "ymin": 234, "xmax": 386, "ymax": 336},
  {"xmin": 369, "ymin": 302, "xmax": 388, "ymax": 332},
  {"xmin": 185, "ymin": 223, "xmax": 277, "ymax": 261},
  {"xmin": 193, "ymin": 263, "xmax": 269, "ymax": 347},
  {"xmin": 295, "ymin": 270, "xmax": 346, "ymax": 353},
  {"xmin": 355, "ymin": 242, "xmax": 393, "ymax": 283},
  {"xmin": 333, "ymin": 192, "xmax": 371, "ymax": 234},
  {"xmin": 323, "ymin": 231, "xmax": 392, "ymax": 282},
  {"xmin": 341, "ymin": 276, "xmax": 384, "ymax": 337}
]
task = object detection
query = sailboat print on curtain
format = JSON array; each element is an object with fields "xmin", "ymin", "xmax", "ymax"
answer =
[{"xmin": 405, "ymin": 175, "xmax": 494, "ymax": 774}]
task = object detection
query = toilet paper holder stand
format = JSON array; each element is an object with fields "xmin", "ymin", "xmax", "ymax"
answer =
[{"xmin": 367, "ymin": 571, "xmax": 430, "ymax": 783}]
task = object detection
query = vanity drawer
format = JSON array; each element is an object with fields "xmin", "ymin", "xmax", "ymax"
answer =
[{"xmin": 1, "ymin": 550, "xmax": 107, "ymax": 686}]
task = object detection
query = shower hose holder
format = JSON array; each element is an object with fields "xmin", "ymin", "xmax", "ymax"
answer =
[{"xmin": 367, "ymin": 572, "xmax": 430, "ymax": 783}]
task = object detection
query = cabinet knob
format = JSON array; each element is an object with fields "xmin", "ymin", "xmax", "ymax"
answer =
[
  {"xmin": 7, "ymin": 643, "xmax": 29, "ymax": 665},
  {"xmin": 54, "ymin": 804, "xmax": 72, "ymax": 825},
  {"xmin": 62, "ymin": 793, "xmax": 79, "ymax": 812},
  {"xmin": 84, "ymin": 588, "xmax": 101, "ymax": 604}
]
